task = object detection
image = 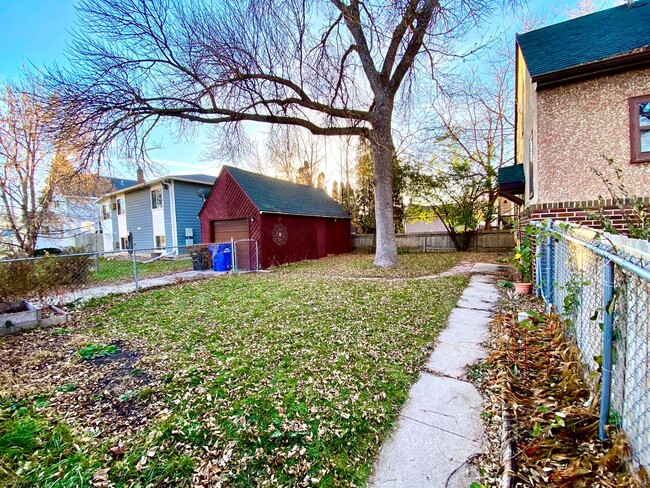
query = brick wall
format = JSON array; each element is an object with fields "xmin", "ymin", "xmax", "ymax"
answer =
[
  {"xmin": 516, "ymin": 198, "xmax": 650, "ymax": 283},
  {"xmin": 519, "ymin": 198, "xmax": 650, "ymax": 234}
]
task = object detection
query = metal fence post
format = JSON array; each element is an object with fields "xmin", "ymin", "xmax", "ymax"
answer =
[
  {"xmin": 599, "ymin": 259, "xmax": 615, "ymax": 440},
  {"xmin": 132, "ymin": 251, "xmax": 139, "ymax": 292},
  {"xmin": 545, "ymin": 219, "xmax": 554, "ymax": 306},
  {"xmin": 255, "ymin": 240, "xmax": 260, "ymax": 270},
  {"xmin": 231, "ymin": 237, "xmax": 235, "ymax": 273}
]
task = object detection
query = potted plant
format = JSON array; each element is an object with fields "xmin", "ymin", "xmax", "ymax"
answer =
[{"xmin": 512, "ymin": 225, "xmax": 534, "ymax": 294}]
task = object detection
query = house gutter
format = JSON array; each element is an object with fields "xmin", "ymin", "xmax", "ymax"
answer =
[
  {"xmin": 259, "ymin": 211, "xmax": 351, "ymax": 219},
  {"xmin": 533, "ymin": 48, "xmax": 650, "ymax": 89},
  {"xmin": 98, "ymin": 176, "xmax": 216, "ymax": 201}
]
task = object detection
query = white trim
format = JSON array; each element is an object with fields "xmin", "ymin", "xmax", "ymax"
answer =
[
  {"xmin": 116, "ymin": 193, "xmax": 127, "ymax": 238},
  {"xmin": 151, "ymin": 184, "xmax": 165, "ymax": 242},
  {"xmin": 169, "ymin": 181, "xmax": 179, "ymax": 252}
]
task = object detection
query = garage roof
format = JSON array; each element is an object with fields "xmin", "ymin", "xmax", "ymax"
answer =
[{"xmin": 225, "ymin": 166, "xmax": 350, "ymax": 219}]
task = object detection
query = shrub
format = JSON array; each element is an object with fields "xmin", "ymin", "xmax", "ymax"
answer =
[{"xmin": 0, "ymin": 249, "xmax": 92, "ymax": 302}]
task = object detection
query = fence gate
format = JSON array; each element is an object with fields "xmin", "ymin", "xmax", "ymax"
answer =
[{"xmin": 233, "ymin": 239, "xmax": 259, "ymax": 273}]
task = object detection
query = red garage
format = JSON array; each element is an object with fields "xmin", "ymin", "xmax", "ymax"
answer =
[{"xmin": 199, "ymin": 166, "xmax": 351, "ymax": 269}]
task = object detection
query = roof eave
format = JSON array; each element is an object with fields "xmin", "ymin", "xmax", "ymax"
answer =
[
  {"xmin": 99, "ymin": 175, "xmax": 214, "ymax": 200},
  {"xmin": 533, "ymin": 48, "xmax": 650, "ymax": 88},
  {"xmin": 259, "ymin": 211, "xmax": 350, "ymax": 219}
]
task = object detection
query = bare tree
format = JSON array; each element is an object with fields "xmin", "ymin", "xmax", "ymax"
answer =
[
  {"xmin": 266, "ymin": 125, "xmax": 325, "ymax": 187},
  {"xmin": 431, "ymin": 53, "xmax": 514, "ymax": 229},
  {"xmin": 49, "ymin": 0, "xmax": 505, "ymax": 267},
  {"xmin": 0, "ymin": 83, "xmax": 95, "ymax": 256}
]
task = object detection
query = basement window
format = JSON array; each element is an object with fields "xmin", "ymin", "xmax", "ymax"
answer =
[{"xmin": 630, "ymin": 95, "xmax": 650, "ymax": 163}]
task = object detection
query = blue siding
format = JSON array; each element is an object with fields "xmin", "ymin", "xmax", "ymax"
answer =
[
  {"xmin": 125, "ymin": 188, "xmax": 154, "ymax": 249},
  {"xmin": 174, "ymin": 181, "xmax": 211, "ymax": 248}
]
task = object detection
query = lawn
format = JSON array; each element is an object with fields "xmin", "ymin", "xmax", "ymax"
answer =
[
  {"xmin": 0, "ymin": 254, "xmax": 471, "ymax": 487},
  {"xmin": 91, "ymin": 257, "xmax": 193, "ymax": 284},
  {"xmin": 275, "ymin": 250, "xmax": 506, "ymax": 279}
]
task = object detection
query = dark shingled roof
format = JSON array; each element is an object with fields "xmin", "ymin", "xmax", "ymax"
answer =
[
  {"xmin": 174, "ymin": 174, "xmax": 217, "ymax": 184},
  {"xmin": 225, "ymin": 166, "xmax": 350, "ymax": 218},
  {"xmin": 108, "ymin": 177, "xmax": 139, "ymax": 191},
  {"xmin": 517, "ymin": 1, "xmax": 650, "ymax": 79}
]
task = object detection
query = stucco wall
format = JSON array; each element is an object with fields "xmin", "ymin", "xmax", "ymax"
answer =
[{"xmin": 537, "ymin": 67, "xmax": 650, "ymax": 203}]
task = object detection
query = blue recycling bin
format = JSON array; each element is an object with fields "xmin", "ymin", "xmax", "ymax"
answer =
[{"xmin": 210, "ymin": 243, "xmax": 232, "ymax": 272}]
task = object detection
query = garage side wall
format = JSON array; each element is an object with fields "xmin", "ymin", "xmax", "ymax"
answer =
[
  {"xmin": 259, "ymin": 215, "xmax": 350, "ymax": 269},
  {"xmin": 199, "ymin": 171, "xmax": 260, "ymax": 243}
]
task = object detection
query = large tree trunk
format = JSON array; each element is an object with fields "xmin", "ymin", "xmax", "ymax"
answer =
[
  {"xmin": 370, "ymin": 102, "xmax": 398, "ymax": 268},
  {"xmin": 484, "ymin": 188, "xmax": 497, "ymax": 231}
]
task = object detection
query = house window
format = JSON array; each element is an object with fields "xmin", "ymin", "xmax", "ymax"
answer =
[
  {"xmin": 102, "ymin": 204, "xmax": 111, "ymax": 220},
  {"xmin": 116, "ymin": 198, "xmax": 125, "ymax": 215},
  {"xmin": 151, "ymin": 188, "xmax": 163, "ymax": 209},
  {"xmin": 630, "ymin": 95, "xmax": 650, "ymax": 163},
  {"xmin": 155, "ymin": 235, "xmax": 166, "ymax": 248},
  {"xmin": 120, "ymin": 237, "xmax": 129, "ymax": 250}
]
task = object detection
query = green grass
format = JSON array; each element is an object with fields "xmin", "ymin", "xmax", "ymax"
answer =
[
  {"xmin": 274, "ymin": 251, "xmax": 465, "ymax": 278},
  {"xmin": 90, "ymin": 258, "xmax": 192, "ymax": 283},
  {"xmin": 1, "ymin": 253, "xmax": 471, "ymax": 487},
  {"xmin": 0, "ymin": 406, "xmax": 100, "ymax": 487}
]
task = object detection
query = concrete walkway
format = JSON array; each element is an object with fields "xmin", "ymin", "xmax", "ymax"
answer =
[
  {"xmin": 60, "ymin": 270, "xmax": 223, "ymax": 303},
  {"xmin": 369, "ymin": 263, "xmax": 503, "ymax": 487}
]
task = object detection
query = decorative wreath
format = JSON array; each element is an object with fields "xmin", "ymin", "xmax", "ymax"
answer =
[{"xmin": 272, "ymin": 223, "xmax": 288, "ymax": 246}]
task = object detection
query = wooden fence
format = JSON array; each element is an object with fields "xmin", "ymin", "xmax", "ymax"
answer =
[{"xmin": 352, "ymin": 230, "xmax": 515, "ymax": 252}]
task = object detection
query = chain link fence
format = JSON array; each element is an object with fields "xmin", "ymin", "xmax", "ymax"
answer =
[
  {"xmin": 536, "ymin": 221, "xmax": 650, "ymax": 472},
  {"xmin": 0, "ymin": 240, "xmax": 259, "ymax": 307},
  {"xmin": 233, "ymin": 238, "xmax": 259, "ymax": 273}
]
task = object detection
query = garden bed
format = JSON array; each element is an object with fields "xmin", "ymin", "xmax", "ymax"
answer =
[
  {"xmin": 474, "ymin": 296, "xmax": 642, "ymax": 487},
  {"xmin": 1, "ymin": 301, "xmax": 69, "ymax": 336}
]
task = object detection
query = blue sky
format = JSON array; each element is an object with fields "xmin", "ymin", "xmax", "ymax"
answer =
[
  {"xmin": 0, "ymin": 0, "xmax": 213, "ymax": 179},
  {"xmin": 0, "ymin": 0, "xmax": 622, "ymax": 180}
]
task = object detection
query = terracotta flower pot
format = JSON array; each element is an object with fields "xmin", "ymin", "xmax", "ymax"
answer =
[{"xmin": 514, "ymin": 282, "xmax": 533, "ymax": 295}]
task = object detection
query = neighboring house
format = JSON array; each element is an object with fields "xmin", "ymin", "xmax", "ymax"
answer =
[
  {"xmin": 37, "ymin": 176, "xmax": 139, "ymax": 251},
  {"xmin": 404, "ymin": 206, "xmax": 447, "ymax": 233},
  {"xmin": 199, "ymin": 166, "xmax": 351, "ymax": 269},
  {"xmin": 405, "ymin": 218, "xmax": 446, "ymax": 233},
  {"xmin": 499, "ymin": 1, "xmax": 650, "ymax": 229},
  {"xmin": 98, "ymin": 172, "xmax": 215, "ymax": 252}
]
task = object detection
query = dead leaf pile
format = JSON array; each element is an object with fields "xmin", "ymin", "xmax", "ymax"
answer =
[{"xmin": 477, "ymin": 303, "xmax": 644, "ymax": 487}]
